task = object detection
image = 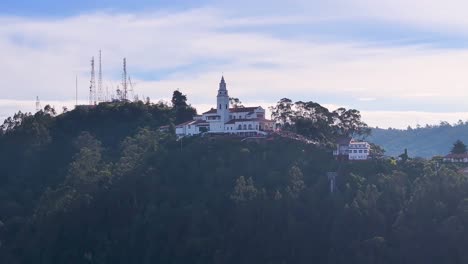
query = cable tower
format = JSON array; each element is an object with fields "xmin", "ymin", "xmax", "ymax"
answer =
[
  {"xmin": 128, "ymin": 76, "xmax": 136, "ymax": 101},
  {"xmin": 122, "ymin": 58, "xmax": 128, "ymax": 101},
  {"xmin": 35, "ymin": 96, "xmax": 41, "ymax": 112},
  {"xmin": 98, "ymin": 50, "xmax": 103, "ymax": 103},
  {"xmin": 89, "ymin": 57, "xmax": 96, "ymax": 105},
  {"xmin": 75, "ymin": 75, "xmax": 78, "ymax": 107}
]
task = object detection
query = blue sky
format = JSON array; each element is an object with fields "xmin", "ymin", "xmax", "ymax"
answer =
[{"xmin": 2, "ymin": 0, "xmax": 468, "ymax": 128}]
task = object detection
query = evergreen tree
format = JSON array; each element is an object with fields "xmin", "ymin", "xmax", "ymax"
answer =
[{"xmin": 451, "ymin": 140, "xmax": 467, "ymax": 154}]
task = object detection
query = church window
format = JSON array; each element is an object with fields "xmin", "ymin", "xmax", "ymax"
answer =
[
  {"xmin": 238, "ymin": 124, "xmax": 242, "ymax": 130},
  {"xmin": 248, "ymin": 124, "xmax": 252, "ymax": 130},
  {"xmin": 219, "ymin": 104, "xmax": 221, "ymax": 109},
  {"xmin": 243, "ymin": 124, "xmax": 247, "ymax": 130},
  {"xmin": 226, "ymin": 104, "xmax": 228, "ymax": 109}
]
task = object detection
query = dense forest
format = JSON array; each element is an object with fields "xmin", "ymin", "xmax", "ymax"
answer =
[
  {"xmin": 369, "ymin": 122, "xmax": 468, "ymax": 158},
  {"xmin": 1, "ymin": 94, "xmax": 468, "ymax": 263}
]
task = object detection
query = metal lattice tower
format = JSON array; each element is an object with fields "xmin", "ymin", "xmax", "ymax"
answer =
[
  {"xmin": 75, "ymin": 76, "xmax": 78, "ymax": 107},
  {"xmin": 122, "ymin": 58, "xmax": 127, "ymax": 101},
  {"xmin": 98, "ymin": 50, "xmax": 103, "ymax": 103},
  {"xmin": 89, "ymin": 57, "xmax": 96, "ymax": 105},
  {"xmin": 35, "ymin": 96, "xmax": 41, "ymax": 112}
]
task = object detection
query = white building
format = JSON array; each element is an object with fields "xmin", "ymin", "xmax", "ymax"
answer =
[
  {"xmin": 176, "ymin": 77, "xmax": 275, "ymax": 137},
  {"xmin": 333, "ymin": 137, "xmax": 370, "ymax": 160},
  {"xmin": 348, "ymin": 141, "xmax": 370, "ymax": 160}
]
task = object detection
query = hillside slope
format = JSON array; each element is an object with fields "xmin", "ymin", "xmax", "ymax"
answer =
[
  {"xmin": 0, "ymin": 103, "xmax": 468, "ymax": 264},
  {"xmin": 369, "ymin": 124, "xmax": 468, "ymax": 158}
]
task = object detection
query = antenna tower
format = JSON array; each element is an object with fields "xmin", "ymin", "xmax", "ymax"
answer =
[
  {"xmin": 75, "ymin": 75, "xmax": 78, "ymax": 107},
  {"xmin": 98, "ymin": 50, "xmax": 103, "ymax": 103},
  {"xmin": 35, "ymin": 96, "xmax": 41, "ymax": 112},
  {"xmin": 89, "ymin": 57, "xmax": 96, "ymax": 105},
  {"xmin": 128, "ymin": 76, "xmax": 136, "ymax": 101},
  {"xmin": 122, "ymin": 58, "xmax": 127, "ymax": 101}
]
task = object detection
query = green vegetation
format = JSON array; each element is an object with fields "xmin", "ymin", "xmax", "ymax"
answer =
[
  {"xmin": 270, "ymin": 98, "xmax": 370, "ymax": 142},
  {"xmin": 0, "ymin": 96, "xmax": 468, "ymax": 263},
  {"xmin": 451, "ymin": 140, "xmax": 467, "ymax": 154},
  {"xmin": 370, "ymin": 123, "xmax": 468, "ymax": 158}
]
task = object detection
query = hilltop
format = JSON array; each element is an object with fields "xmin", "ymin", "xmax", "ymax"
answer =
[{"xmin": 0, "ymin": 99, "xmax": 468, "ymax": 263}]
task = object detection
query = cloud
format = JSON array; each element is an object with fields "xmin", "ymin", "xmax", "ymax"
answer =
[
  {"xmin": 2, "ymin": 7, "xmax": 468, "ymax": 128},
  {"xmin": 362, "ymin": 110, "xmax": 468, "ymax": 129}
]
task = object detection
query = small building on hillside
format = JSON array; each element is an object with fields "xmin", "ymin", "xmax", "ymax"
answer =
[
  {"xmin": 443, "ymin": 153, "xmax": 468, "ymax": 163},
  {"xmin": 333, "ymin": 137, "xmax": 370, "ymax": 161},
  {"xmin": 175, "ymin": 77, "xmax": 275, "ymax": 137}
]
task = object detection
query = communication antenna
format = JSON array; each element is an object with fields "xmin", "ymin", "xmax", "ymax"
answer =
[
  {"xmin": 98, "ymin": 50, "xmax": 103, "ymax": 103},
  {"xmin": 122, "ymin": 58, "xmax": 127, "ymax": 101},
  {"xmin": 75, "ymin": 75, "xmax": 78, "ymax": 107},
  {"xmin": 89, "ymin": 57, "xmax": 96, "ymax": 105},
  {"xmin": 128, "ymin": 76, "xmax": 136, "ymax": 101},
  {"xmin": 35, "ymin": 96, "xmax": 41, "ymax": 112}
]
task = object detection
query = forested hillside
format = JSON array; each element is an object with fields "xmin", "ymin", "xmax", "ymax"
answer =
[
  {"xmin": 369, "ymin": 122, "xmax": 468, "ymax": 158},
  {"xmin": 1, "ymin": 99, "xmax": 468, "ymax": 263}
]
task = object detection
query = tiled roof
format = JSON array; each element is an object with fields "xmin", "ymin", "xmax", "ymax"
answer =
[
  {"xmin": 203, "ymin": 108, "xmax": 217, "ymax": 114},
  {"xmin": 175, "ymin": 120, "xmax": 195, "ymax": 127}
]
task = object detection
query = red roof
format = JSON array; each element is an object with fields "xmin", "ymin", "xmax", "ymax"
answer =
[{"xmin": 203, "ymin": 108, "xmax": 217, "ymax": 114}]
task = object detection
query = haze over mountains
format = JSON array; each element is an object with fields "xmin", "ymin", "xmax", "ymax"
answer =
[{"xmin": 369, "ymin": 123, "xmax": 468, "ymax": 158}]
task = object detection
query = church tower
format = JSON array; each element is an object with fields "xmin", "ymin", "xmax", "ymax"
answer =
[{"xmin": 217, "ymin": 76, "xmax": 230, "ymax": 124}]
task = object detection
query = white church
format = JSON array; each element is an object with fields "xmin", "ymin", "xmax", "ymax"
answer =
[{"xmin": 176, "ymin": 77, "xmax": 275, "ymax": 137}]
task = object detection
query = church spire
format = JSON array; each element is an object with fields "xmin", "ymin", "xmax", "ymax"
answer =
[{"xmin": 219, "ymin": 75, "xmax": 226, "ymax": 91}]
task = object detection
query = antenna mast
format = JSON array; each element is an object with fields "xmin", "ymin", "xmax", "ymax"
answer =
[
  {"xmin": 98, "ymin": 50, "xmax": 103, "ymax": 103},
  {"xmin": 75, "ymin": 75, "xmax": 78, "ymax": 107},
  {"xmin": 35, "ymin": 96, "xmax": 41, "ymax": 112},
  {"xmin": 89, "ymin": 57, "xmax": 96, "ymax": 105},
  {"xmin": 122, "ymin": 58, "xmax": 127, "ymax": 101}
]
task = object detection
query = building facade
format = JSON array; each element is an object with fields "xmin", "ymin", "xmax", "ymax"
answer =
[
  {"xmin": 176, "ymin": 77, "xmax": 275, "ymax": 137},
  {"xmin": 443, "ymin": 153, "xmax": 468, "ymax": 163},
  {"xmin": 333, "ymin": 137, "xmax": 370, "ymax": 160}
]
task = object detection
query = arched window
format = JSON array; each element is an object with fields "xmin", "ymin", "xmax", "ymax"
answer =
[
  {"xmin": 219, "ymin": 104, "xmax": 221, "ymax": 109},
  {"xmin": 243, "ymin": 124, "xmax": 247, "ymax": 130},
  {"xmin": 248, "ymin": 124, "xmax": 252, "ymax": 130},
  {"xmin": 238, "ymin": 124, "xmax": 242, "ymax": 130},
  {"xmin": 225, "ymin": 104, "xmax": 228, "ymax": 109}
]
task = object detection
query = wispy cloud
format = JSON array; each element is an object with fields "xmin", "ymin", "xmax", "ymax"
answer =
[{"xmin": 2, "ymin": 5, "xmax": 468, "ymax": 128}]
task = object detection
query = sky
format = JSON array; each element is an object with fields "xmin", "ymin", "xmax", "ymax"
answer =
[{"xmin": 2, "ymin": 0, "xmax": 468, "ymax": 128}]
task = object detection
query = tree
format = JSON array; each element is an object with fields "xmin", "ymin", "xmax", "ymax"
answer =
[
  {"xmin": 332, "ymin": 108, "xmax": 370, "ymax": 138},
  {"xmin": 451, "ymin": 140, "xmax": 467, "ymax": 154},
  {"xmin": 171, "ymin": 89, "xmax": 197, "ymax": 124},
  {"xmin": 286, "ymin": 165, "xmax": 305, "ymax": 199},
  {"xmin": 230, "ymin": 176, "xmax": 258, "ymax": 202},
  {"xmin": 229, "ymin": 97, "xmax": 244, "ymax": 108},
  {"xmin": 269, "ymin": 98, "xmax": 294, "ymax": 127},
  {"xmin": 293, "ymin": 101, "xmax": 334, "ymax": 142}
]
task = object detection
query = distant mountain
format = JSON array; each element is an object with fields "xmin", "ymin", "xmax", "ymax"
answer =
[{"xmin": 368, "ymin": 123, "xmax": 468, "ymax": 158}]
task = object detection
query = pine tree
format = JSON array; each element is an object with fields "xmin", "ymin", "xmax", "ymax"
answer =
[{"xmin": 451, "ymin": 140, "xmax": 467, "ymax": 154}]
